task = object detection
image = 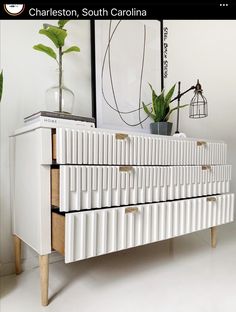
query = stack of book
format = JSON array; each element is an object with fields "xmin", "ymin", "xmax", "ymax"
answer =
[{"xmin": 24, "ymin": 111, "xmax": 95, "ymax": 129}]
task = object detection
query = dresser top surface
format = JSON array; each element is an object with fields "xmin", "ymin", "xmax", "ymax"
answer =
[{"xmin": 11, "ymin": 123, "xmax": 225, "ymax": 143}]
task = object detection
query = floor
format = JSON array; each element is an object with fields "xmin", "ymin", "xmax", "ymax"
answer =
[{"xmin": 1, "ymin": 224, "xmax": 236, "ymax": 312}]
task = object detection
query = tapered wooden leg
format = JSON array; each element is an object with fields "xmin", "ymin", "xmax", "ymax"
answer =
[
  {"xmin": 39, "ymin": 255, "xmax": 49, "ymax": 306},
  {"xmin": 13, "ymin": 235, "xmax": 22, "ymax": 274},
  {"xmin": 211, "ymin": 227, "xmax": 217, "ymax": 248}
]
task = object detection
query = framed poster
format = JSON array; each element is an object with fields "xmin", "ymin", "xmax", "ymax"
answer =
[{"xmin": 93, "ymin": 20, "xmax": 162, "ymax": 133}]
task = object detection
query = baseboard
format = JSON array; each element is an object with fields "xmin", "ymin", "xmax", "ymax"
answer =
[{"xmin": 0, "ymin": 252, "xmax": 64, "ymax": 277}]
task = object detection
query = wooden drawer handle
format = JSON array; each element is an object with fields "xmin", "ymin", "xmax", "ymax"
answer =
[
  {"xmin": 207, "ymin": 197, "xmax": 217, "ymax": 202},
  {"xmin": 115, "ymin": 133, "xmax": 129, "ymax": 140},
  {"xmin": 197, "ymin": 141, "xmax": 207, "ymax": 146},
  {"xmin": 202, "ymin": 165, "xmax": 211, "ymax": 170},
  {"xmin": 125, "ymin": 207, "xmax": 139, "ymax": 214},
  {"xmin": 119, "ymin": 166, "xmax": 133, "ymax": 172}
]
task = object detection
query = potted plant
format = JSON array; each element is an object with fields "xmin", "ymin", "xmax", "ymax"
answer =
[
  {"xmin": 0, "ymin": 71, "xmax": 3, "ymax": 102},
  {"xmin": 33, "ymin": 20, "xmax": 80, "ymax": 114},
  {"xmin": 142, "ymin": 83, "xmax": 188, "ymax": 135}
]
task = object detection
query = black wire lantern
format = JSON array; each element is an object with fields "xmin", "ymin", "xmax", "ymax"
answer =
[
  {"xmin": 189, "ymin": 80, "xmax": 208, "ymax": 118},
  {"xmin": 170, "ymin": 79, "xmax": 208, "ymax": 134}
]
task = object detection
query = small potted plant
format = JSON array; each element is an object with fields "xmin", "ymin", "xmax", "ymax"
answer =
[{"xmin": 142, "ymin": 83, "xmax": 187, "ymax": 135}]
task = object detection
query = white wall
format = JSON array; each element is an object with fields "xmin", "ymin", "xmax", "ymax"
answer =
[
  {"xmin": 165, "ymin": 20, "xmax": 236, "ymax": 196},
  {"xmin": 0, "ymin": 20, "xmax": 92, "ymax": 275}
]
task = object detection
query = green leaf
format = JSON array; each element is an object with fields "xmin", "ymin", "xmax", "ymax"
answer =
[
  {"xmin": 164, "ymin": 105, "xmax": 170, "ymax": 119},
  {"xmin": 152, "ymin": 97, "xmax": 159, "ymax": 120},
  {"xmin": 164, "ymin": 104, "xmax": 189, "ymax": 121},
  {"xmin": 155, "ymin": 92, "xmax": 166, "ymax": 121},
  {"xmin": 62, "ymin": 46, "xmax": 80, "ymax": 54},
  {"xmin": 33, "ymin": 44, "xmax": 57, "ymax": 60},
  {"xmin": 43, "ymin": 23, "xmax": 54, "ymax": 29},
  {"xmin": 58, "ymin": 20, "xmax": 70, "ymax": 28},
  {"xmin": 0, "ymin": 71, "xmax": 3, "ymax": 102},
  {"xmin": 39, "ymin": 29, "xmax": 59, "ymax": 48},
  {"xmin": 164, "ymin": 84, "xmax": 176, "ymax": 107},
  {"xmin": 39, "ymin": 26, "xmax": 67, "ymax": 48},
  {"xmin": 142, "ymin": 102, "xmax": 156, "ymax": 121},
  {"xmin": 148, "ymin": 83, "xmax": 158, "ymax": 113}
]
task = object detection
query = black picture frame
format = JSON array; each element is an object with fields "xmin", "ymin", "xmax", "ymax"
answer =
[
  {"xmin": 90, "ymin": 19, "xmax": 164, "ymax": 129},
  {"xmin": 90, "ymin": 20, "xmax": 97, "ymax": 127}
]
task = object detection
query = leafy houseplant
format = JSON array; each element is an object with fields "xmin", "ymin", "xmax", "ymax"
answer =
[
  {"xmin": 143, "ymin": 84, "xmax": 188, "ymax": 135},
  {"xmin": 0, "ymin": 71, "xmax": 3, "ymax": 103},
  {"xmin": 33, "ymin": 20, "xmax": 80, "ymax": 114}
]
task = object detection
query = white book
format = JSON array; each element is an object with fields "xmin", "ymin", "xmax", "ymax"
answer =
[{"xmin": 24, "ymin": 116, "xmax": 95, "ymax": 129}]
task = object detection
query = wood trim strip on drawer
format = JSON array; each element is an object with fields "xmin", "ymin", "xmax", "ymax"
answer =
[
  {"xmin": 52, "ymin": 212, "xmax": 65, "ymax": 255},
  {"xmin": 52, "ymin": 131, "xmax": 57, "ymax": 161},
  {"xmin": 51, "ymin": 168, "xmax": 60, "ymax": 207}
]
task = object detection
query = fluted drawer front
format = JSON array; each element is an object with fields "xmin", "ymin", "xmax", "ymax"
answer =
[
  {"xmin": 55, "ymin": 128, "xmax": 227, "ymax": 165},
  {"xmin": 64, "ymin": 194, "xmax": 234, "ymax": 263},
  {"xmin": 59, "ymin": 165, "xmax": 231, "ymax": 212},
  {"xmin": 167, "ymin": 165, "xmax": 231, "ymax": 200}
]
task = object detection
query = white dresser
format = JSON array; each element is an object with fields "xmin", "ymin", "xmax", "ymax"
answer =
[{"xmin": 11, "ymin": 124, "xmax": 234, "ymax": 306}]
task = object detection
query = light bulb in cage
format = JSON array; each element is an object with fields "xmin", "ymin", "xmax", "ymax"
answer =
[{"xmin": 189, "ymin": 80, "xmax": 208, "ymax": 118}]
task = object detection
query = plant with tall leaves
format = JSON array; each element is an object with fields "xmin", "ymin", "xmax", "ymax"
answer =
[
  {"xmin": 0, "ymin": 71, "xmax": 3, "ymax": 103},
  {"xmin": 33, "ymin": 20, "xmax": 80, "ymax": 112},
  {"xmin": 143, "ymin": 84, "xmax": 188, "ymax": 122}
]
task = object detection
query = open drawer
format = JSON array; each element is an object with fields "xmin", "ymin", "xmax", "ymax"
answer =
[
  {"xmin": 52, "ymin": 128, "xmax": 227, "ymax": 165},
  {"xmin": 52, "ymin": 194, "xmax": 234, "ymax": 263},
  {"xmin": 51, "ymin": 165, "xmax": 231, "ymax": 212}
]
